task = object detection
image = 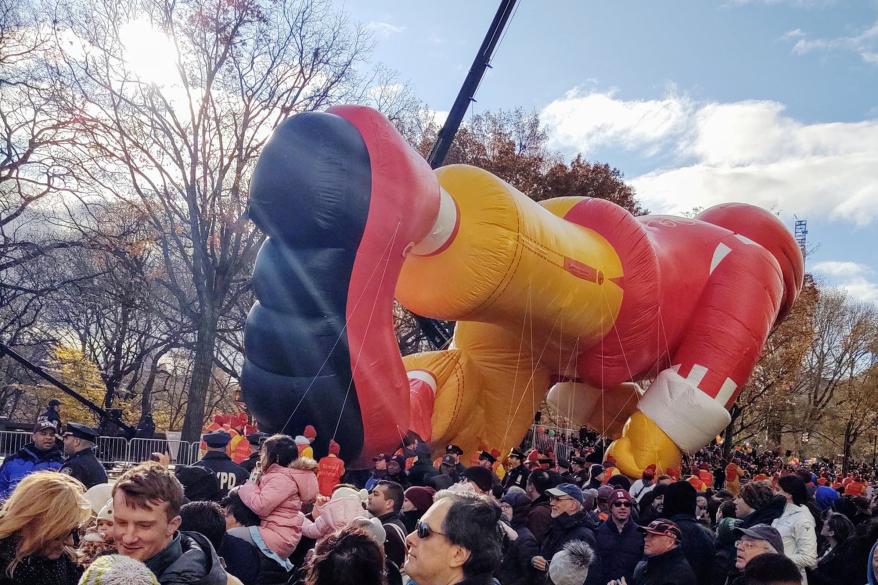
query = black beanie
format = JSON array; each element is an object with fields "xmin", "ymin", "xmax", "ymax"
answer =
[
  {"xmin": 663, "ymin": 480, "xmax": 697, "ymax": 517},
  {"xmin": 462, "ymin": 465, "xmax": 494, "ymax": 493},
  {"xmin": 174, "ymin": 465, "xmax": 220, "ymax": 502}
]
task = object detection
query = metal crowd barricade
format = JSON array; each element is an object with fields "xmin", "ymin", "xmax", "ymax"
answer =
[
  {"xmin": 95, "ymin": 436, "xmax": 129, "ymax": 465},
  {"xmin": 127, "ymin": 437, "xmax": 190, "ymax": 465},
  {"xmin": 0, "ymin": 430, "xmax": 34, "ymax": 458}
]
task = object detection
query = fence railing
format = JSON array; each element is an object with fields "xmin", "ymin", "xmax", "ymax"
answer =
[{"xmin": 0, "ymin": 430, "xmax": 204, "ymax": 466}]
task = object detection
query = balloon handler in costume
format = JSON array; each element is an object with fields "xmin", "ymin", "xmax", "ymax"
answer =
[{"xmin": 241, "ymin": 105, "xmax": 803, "ymax": 478}]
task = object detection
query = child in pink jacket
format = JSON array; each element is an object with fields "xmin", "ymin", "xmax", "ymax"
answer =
[
  {"xmin": 302, "ymin": 485, "xmax": 368, "ymax": 542},
  {"xmin": 238, "ymin": 434, "xmax": 319, "ymax": 559}
]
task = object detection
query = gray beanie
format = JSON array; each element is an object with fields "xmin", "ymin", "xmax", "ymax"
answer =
[
  {"xmin": 78, "ymin": 554, "xmax": 159, "ymax": 585},
  {"xmin": 549, "ymin": 540, "xmax": 593, "ymax": 585}
]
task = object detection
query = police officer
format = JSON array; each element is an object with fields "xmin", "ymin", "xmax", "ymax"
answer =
[
  {"xmin": 571, "ymin": 456, "xmax": 589, "ymax": 487},
  {"xmin": 60, "ymin": 423, "xmax": 108, "ymax": 489},
  {"xmin": 240, "ymin": 431, "xmax": 268, "ymax": 475},
  {"xmin": 194, "ymin": 430, "xmax": 249, "ymax": 499},
  {"xmin": 445, "ymin": 444, "xmax": 466, "ymax": 476},
  {"xmin": 501, "ymin": 448, "xmax": 530, "ymax": 491}
]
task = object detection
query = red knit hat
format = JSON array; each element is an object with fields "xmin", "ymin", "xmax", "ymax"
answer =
[
  {"xmin": 304, "ymin": 425, "xmax": 317, "ymax": 440},
  {"xmin": 329, "ymin": 440, "xmax": 341, "ymax": 455}
]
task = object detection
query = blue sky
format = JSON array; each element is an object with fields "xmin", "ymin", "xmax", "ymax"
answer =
[{"xmin": 335, "ymin": 0, "xmax": 878, "ymax": 303}]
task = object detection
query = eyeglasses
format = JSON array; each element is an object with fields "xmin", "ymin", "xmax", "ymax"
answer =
[
  {"xmin": 735, "ymin": 539, "xmax": 765, "ymax": 550},
  {"xmin": 612, "ymin": 501, "xmax": 632, "ymax": 508},
  {"xmin": 416, "ymin": 521, "xmax": 447, "ymax": 539}
]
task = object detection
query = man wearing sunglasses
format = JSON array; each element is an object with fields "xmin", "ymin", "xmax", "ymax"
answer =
[
  {"xmin": 531, "ymin": 483, "xmax": 597, "ymax": 575},
  {"xmin": 404, "ymin": 494, "xmax": 503, "ymax": 585},
  {"xmin": 594, "ymin": 489, "xmax": 644, "ymax": 584}
]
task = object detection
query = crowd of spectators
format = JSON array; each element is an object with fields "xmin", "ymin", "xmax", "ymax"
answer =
[{"xmin": 2, "ymin": 411, "xmax": 878, "ymax": 585}]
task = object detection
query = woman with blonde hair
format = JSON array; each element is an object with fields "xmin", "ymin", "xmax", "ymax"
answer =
[{"xmin": 0, "ymin": 471, "xmax": 91, "ymax": 584}]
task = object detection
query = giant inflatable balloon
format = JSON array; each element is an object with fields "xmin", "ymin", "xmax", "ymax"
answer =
[{"xmin": 242, "ymin": 105, "xmax": 804, "ymax": 474}]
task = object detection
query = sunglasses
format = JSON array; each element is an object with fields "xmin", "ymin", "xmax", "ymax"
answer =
[
  {"xmin": 416, "ymin": 521, "xmax": 447, "ymax": 540},
  {"xmin": 612, "ymin": 501, "xmax": 632, "ymax": 508}
]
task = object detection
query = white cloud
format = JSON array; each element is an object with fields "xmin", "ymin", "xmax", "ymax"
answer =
[
  {"xmin": 785, "ymin": 19, "xmax": 878, "ymax": 65},
  {"xmin": 365, "ymin": 21, "xmax": 405, "ymax": 38},
  {"xmin": 813, "ymin": 261, "xmax": 878, "ymax": 304},
  {"xmin": 541, "ymin": 88, "xmax": 693, "ymax": 157},
  {"xmin": 540, "ymin": 89, "xmax": 878, "ymax": 225},
  {"xmin": 812, "ymin": 261, "xmax": 870, "ymax": 278}
]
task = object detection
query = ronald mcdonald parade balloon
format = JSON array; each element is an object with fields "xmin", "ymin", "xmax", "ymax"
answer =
[{"xmin": 241, "ymin": 105, "xmax": 804, "ymax": 475}]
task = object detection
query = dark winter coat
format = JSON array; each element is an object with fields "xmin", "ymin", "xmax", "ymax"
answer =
[
  {"xmin": 220, "ymin": 533, "xmax": 261, "ymax": 585},
  {"xmin": 379, "ymin": 512, "xmax": 408, "ymax": 568},
  {"xmin": 527, "ymin": 495, "xmax": 553, "ymax": 545},
  {"xmin": 145, "ymin": 531, "xmax": 228, "ymax": 585},
  {"xmin": 808, "ymin": 539, "xmax": 868, "ymax": 585},
  {"xmin": 594, "ymin": 518, "xmax": 644, "ymax": 584},
  {"xmin": 0, "ymin": 442, "xmax": 64, "ymax": 499},
  {"xmin": 408, "ymin": 458, "xmax": 439, "ymax": 487},
  {"xmin": 539, "ymin": 510, "xmax": 597, "ymax": 559},
  {"xmin": 0, "ymin": 536, "xmax": 81, "ymax": 585},
  {"xmin": 667, "ymin": 513, "xmax": 716, "ymax": 585},
  {"xmin": 59, "ymin": 447, "xmax": 107, "ymax": 489},
  {"xmin": 633, "ymin": 546, "xmax": 697, "ymax": 585},
  {"xmin": 502, "ymin": 466, "xmax": 530, "ymax": 492},
  {"xmin": 193, "ymin": 452, "xmax": 249, "ymax": 500},
  {"xmin": 497, "ymin": 523, "xmax": 539, "ymax": 585}
]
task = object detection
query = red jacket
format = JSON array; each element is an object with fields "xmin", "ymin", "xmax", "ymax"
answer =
[{"xmin": 317, "ymin": 454, "xmax": 345, "ymax": 497}]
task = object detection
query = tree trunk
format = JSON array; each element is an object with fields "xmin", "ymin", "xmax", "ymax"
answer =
[
  {"xmin": 180, "ymin": 319, "xmax": 217, "ymax": 442},
  {"xmin": 842, "ymin": 423, "xmax": 852, "ymax": 476}
]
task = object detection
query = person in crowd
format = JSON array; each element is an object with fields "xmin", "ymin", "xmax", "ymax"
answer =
[
  {"xmin": 403, "ymin": 493, "xmax": 503, "ymax": 585},
  {"xmin": 594, "ymin": 488, "xmax": 643, "ymax": 585},
  {"xmin": 430, "ymin": 454, "xmax": 462, "ymax": 489},
  {"xmin": 300, "ymin": 426, "xmax": 317, "ymax": 458},
  {"xmin": 237, "ymin": 435, "xmax": 318, "ymax": 567},
  {"xmin": 730, "ymin": 525, "xmax": 785, "ymax": 583},
  {"xmin": 737, "ymin": 482, "xmax": 787, "ymax": 529},
  {"xmin": 303, "ymin": 486, "xmax": 367, "ymax": 542},
  {"xmin": 631, "ymin": 465, "xmax": 657, "ymax": 502},
  {"xmin": 525, "ymin": 470, "xmax": 554, "ymax": 544},
  {"xmin": 531, "ymin": 483, "xmax": 597, "ymax": 578},
  {"xmin": 497, "ymin": 490, "xmax": 539, "ymax": 585},
  {"xmin": 557, "ymin": 459, "xmax": 575, "ymax": 484},
  {"xmin": 696, "ymin": 495, "xmax": 711, "ymax": 527},
  {"xmin": 0, "ymin": 471, "xmax": 90, "ymax": 585},
  {"xmin": 240, "ymin": 433, "xmax": 267, "ymax": 476},
  {"xmin": 402, "ymin": 486, "xmax": 435, "ymax": 533},
  {"xmin": 219, "ymin": 491, "xmax": 268, "ymax": 585},
  {"xmin": 60, "ymin": 423, "xmax": 107, "ymax": 490},
  {"xmin": 385, "ymin": 456, "xmax": 408, "ymax": 488},
  {"xmin": 178, "ymin": 501, "xmax": 244, "ymax": 585},
  {"xmin": 596, "ymin": 484, "xmax": 615, "ymax": 523},
  {"xmin": 478, "ymin": 450, "xmax": 497, "ymax": 470},
  {"xmin": 78, "ymin": 499, "xmax": 118, "ymax": 568},
  {"xmin": 78, "ymin": 554, "xmax": 161, "ymax": 585},
  {"xmin": 444, "ymin": 444, "xmax": 467, "ymax": 476},
  {"xmin": 808, "ymin": 512, "xmax": 862, "ymax": 585},
  {"xmin": 316, "ymin": 440, "xmax": 345, "ymax": 497},
  {"xmin": 366, "ymin": 480, "xmax": 407, "ymax": 568},
  {"xmin": 365, "ymin": 455, "xmax": 389, "ymax": 491},
  {"xmin": 549, "ymin": 540, "xmax": 593, "ymax": 585},
  {"xmin": 174, "ymin": 465, "xmax": 221, "ymax": 503},
  {"xmin": 42, "ymin": 399, "xmax": 62, "ymax": 427},
  {"xmin": 742, "ymin": 553, "xmax": 802, "ymax": 585},
  {"xmin": 662, "ymin": 480, "xmax": 716, "ymax": 585},
  {"xmin": 0, "ymin": 418, "xmax": 64, "ymax": 499},
  {"xmin": 570, "ymin": 457, "xmax": 589, "ymax": 487},
  {"xmin": 111, "ymin": 462, "xmax": 228, "ymax": 584},
  {"xmin": 408, "ymin": 443, "xmax": 439, "ymax": 487},
  {"xmin": 714, "ymin": 500, "xmax": 744, "ymax": 585},
  {"xmin": 304, "ymin": 525, "xmax": 386, "ymax": 585},
  {"xmin": 625, "ymin": 519, "xmax": 696, "ymax": 585},
  {"xmin": 503, "ymin": 449, "xmax": 530, "ymax": 492},
  {"xmin": 586, "ymin": 464, "xmax": 604, "ymax": 490},
  {"xmin": 771, "ymin": 475, "xmax": 818, "ymax": 583},
  {"xmin": 194, "ymin": 431, "xmax": 249, "ymax": 500}
]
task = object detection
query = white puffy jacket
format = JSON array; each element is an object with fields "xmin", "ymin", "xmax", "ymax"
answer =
[{"xmin": 771, "ymin": 501, "xmax": 818, "ymax": 583}]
